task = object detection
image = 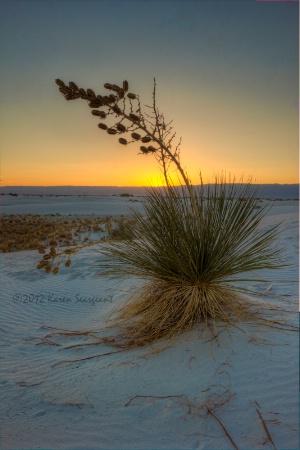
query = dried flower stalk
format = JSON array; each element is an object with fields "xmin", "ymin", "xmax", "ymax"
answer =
[{"xmin": 55, "ymin": 78, "xmax": 192, "ymax": 193}]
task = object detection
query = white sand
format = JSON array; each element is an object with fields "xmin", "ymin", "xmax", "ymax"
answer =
[{"xmin": 0, "ymin": 201, "xmax": 299, "ymax": 449}]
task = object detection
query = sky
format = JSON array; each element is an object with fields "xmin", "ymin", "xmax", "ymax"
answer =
[{"xmin": 0, "ymin": 0, "xmax": 298, "ymax": 187}]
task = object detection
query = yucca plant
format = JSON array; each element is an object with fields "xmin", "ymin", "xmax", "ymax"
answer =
[
  {"xmin": 99, "ymin": 179, "xmax": 284, "ymax": 347},
  {"xmin": 50, "ymin": 77, "xmax": 287, "ymax": 347}
]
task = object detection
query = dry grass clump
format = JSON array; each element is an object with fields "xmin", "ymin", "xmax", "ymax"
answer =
[
  {"xmin": 0, "ymin": 214, "xmax": 110, "ymax": 253},
  {"xmin": 106, "ymin": 216, "xmax": 136, "ymax": 241},
  {"xmin": 111, "ymin": 281, "xmax": 259, "ymax": 348},
  {"xmin": 34, "ymin": 215, "xmax": 137, "ymax": 274},
  {"xmin": 100, "ymin": 179, "xmax": 285, "ymax": 347}
]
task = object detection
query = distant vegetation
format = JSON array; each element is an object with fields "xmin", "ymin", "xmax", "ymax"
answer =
[{"xmin": 0, "ymin": 215, "xmax": 134, "ymax": 254}]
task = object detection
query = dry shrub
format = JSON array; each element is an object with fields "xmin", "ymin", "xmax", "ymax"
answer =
[
  {"xmin": 101, "ymin": 179, "xmax": 285, "ymax": 347},
  {"xmin": 0, "ymin": 214, "xmax": 107, "ymax": 253}
]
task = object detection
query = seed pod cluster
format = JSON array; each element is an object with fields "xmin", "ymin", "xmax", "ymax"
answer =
[
  {"xmin": 55, "ymin": 78, "xmax": 160, "ymax": 158},
  {"xmin": 104, "ymin": 82, "xmax": 125, "ymax": 99}
]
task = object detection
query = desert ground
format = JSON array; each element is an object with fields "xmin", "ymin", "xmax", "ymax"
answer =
[{"xmin": 0, "ymin": 195, "xmax": 298, "ymax": 449}]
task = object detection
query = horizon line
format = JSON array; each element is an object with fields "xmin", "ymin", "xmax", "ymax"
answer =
[{"xmin": 0, "ymin": 182, "xmax": 299, "ymax": 188}]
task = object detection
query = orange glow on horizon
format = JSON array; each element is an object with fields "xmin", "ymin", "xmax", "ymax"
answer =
[{"xmin": 2, "ymin": 170, "xmax": 298, "ymax": 187}]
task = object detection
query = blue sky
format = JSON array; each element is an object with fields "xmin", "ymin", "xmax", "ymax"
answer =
[{"xmin": 0, "ymin": 0, "xmax": 298, "ymax": 186}]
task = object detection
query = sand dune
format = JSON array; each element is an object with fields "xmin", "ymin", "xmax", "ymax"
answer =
[{"xmin": 0, "ymin": 201, "xmax": 298, "ymax": 449}]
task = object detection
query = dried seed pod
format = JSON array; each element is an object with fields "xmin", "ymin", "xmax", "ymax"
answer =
[
  {"xmin": 65, "ymin": 93, "xmax": 75, "ymax": 101},
  {"xmin": 148, "ymin": 146, "xmax": 156, "ymax": 152},
  {"xmin": 127, "ymin": 93, "xmax": 136, "ymax": 100},
  {"xmin": 104, "ymin": 83, "xmax": 113, "ymax": 90},
  {"xmin": 112, "ymin": 105, "xmax": 122, "ymax": 115},
  {"xmin": 123, "ymin": 80, "xmax": 129, "ymax": 92},
  {"xmin": 118, "ymin": 89, "xmax": 124, "ymax": 99},
  {"xmin": 79, "ymin": 88, "xmax": 87, "ymax": 98},
  {"xmin": 116, "ymin": 123, "xmax": 126, "ymax": 132},
  {"xmin": 37, "ymin": 260, "xmax": 47, "ymax": 269},
  {"xmin": 65, "ymin": 259, "xmax": 71, "ymax": 267},
  {"xmin": 98, "ymin": 123, "xmax": 108, "ymax": 130},
  {"xmin": 131, "ymin": 132, "xmax": 141, "ymax": 140},
  {"xmin": 108, "ymin": 94, "xmax": 117, "ymax": 102},
  {"xmin": 141, "ymin": 136, "xmax": 151, "ymax": 143},
  {"xmin": 119, "ymin": 138, "xmax": 127, "ymax": 145},
  {"xmin": 86, "ymin": 88, "xmax": 96, "ymax": 98},
  {"xmin": 59, "ymin": 86, "xmax": 71, "ymax": 94},
  {"xmin": 107, "ymin": 128, "xmax": 117, "ymax": 135},
  {"xmin": 111, "ymin": 84, "xmax": 122, "ymax": 93},
  {"xmin": 55, "ymin": 78, "xmax": 65, "ymax": 87},
  {"xmin": 45, "ymin": 265, "xmax": 52, "ymax": 273},
  {"xmin": 140, "ymin": 146, "xmax": 149, "ymax": 154},
  {"xmin": 129, "ymin": 113, "xmax": 139, "ymax": 122},
  {"xmin": 96, "ymin": 95, "xmax": 105, "ymax": 105},
  {"xmin": 52, "ymin": 267, "xmax": 59, "ymax": 275},
  {"xmin": 88, "ymin": 101, "xmax": 101, "ymax": 108},
  {"xmin": 103, "ymin": 96, "xmax": 110, "ymax": 103},
  {"xmin": 72, "ymin": 93, "xmax": 81, "ymax": 99},
  {"xmin": 92, "ymin": 110, "xmax": 106, "ymax": 118},
  {"xmin": 43, "ymin": 254, "xmax": 52, "ymax": 260},
  {"xmin": 69, "ymin": 81, "xmax": 78, "ymax": 91}
]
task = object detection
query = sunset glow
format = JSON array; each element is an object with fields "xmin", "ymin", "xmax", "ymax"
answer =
[{"xmin": 1, "ymin": 1, "xmax": 298, "ymax": 187}]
